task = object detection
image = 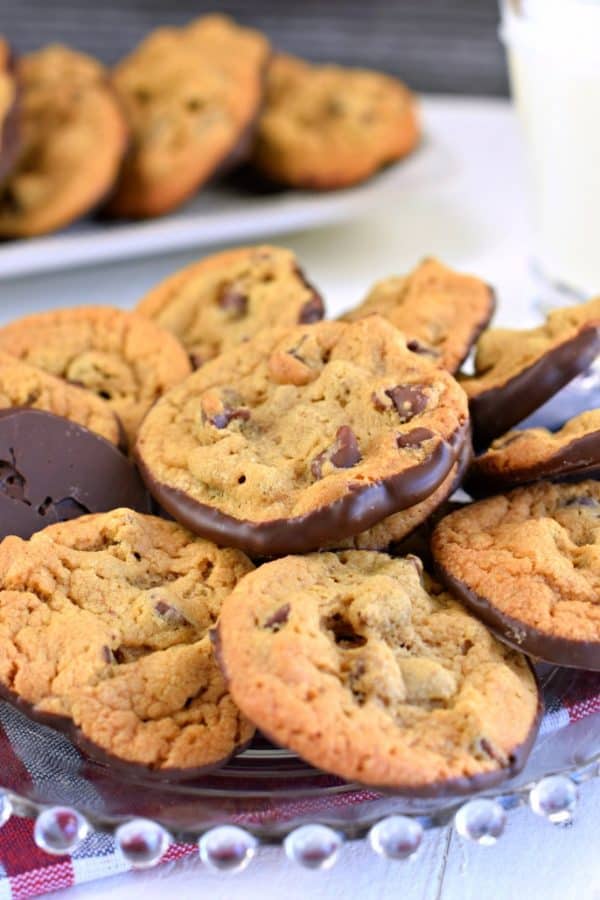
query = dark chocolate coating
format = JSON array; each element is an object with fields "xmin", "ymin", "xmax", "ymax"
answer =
[
  {"xmin": 212, "ymin": 621, "xmax": 543, "ymax": 798},
  {"xmin": 469, "ymin": 325, "xmax": 600, "ymax": 450},
  {"xmin": 136, "ymin": 421, "xmax": 469, "ymax": 558},
  {"xmin": 436, "ymin": 561, "xmax": 600, "ymax": 670},
  {"xmin": 0, "ymin": 681, "xmax": 249, "ymax": 783},
  {"xmin": 0, "ymin": 44, "xmax": 21, "ymax": 183},
  {"xmin": 0, "ymin": 408, "xmax": 150, "ymax": 540},
  {"xmin": 467, "ymin": 428, "xmax": 600, "ymax": 497}
]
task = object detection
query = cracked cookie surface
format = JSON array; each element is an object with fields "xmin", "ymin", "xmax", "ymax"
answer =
[
  {"xmin": 0, "ymin": 45, "xmax": 127, "ymax": 237},
  {"xmin": 0, "ymin": 350, "xmax": 122, "ymax": 446},
  {"xmin": 250, "ymin": 54, "xmax": 419, "ymax": 189},
  {"xmin": 108, "ymin": 14, "xmax": 270, "ymax": 218},
  {"xmin": 467, "ymin": 410, "xmax": 600, "ymax": 496},
  {"xmin": 0, "ymin": 306, "xmax": 192, "ymax": 446},
  {"xmin": 460, "ymin": 297, "xmax": 600, "ymax": 449},
  {"xmin": 135, "ymin": 316, "xmax": 469, "ymax": 556},
  {"xmin": 0, "ymin": 508, "xmax": 254, "ymax": 774},
  {"xmin": 343, "ymin": 258, "xmax": 495, "ymax": 374},
  {"xmin": 136, "ymin": 245, "xmax": 324, "ymax": 366},
  {"xmin": 432, "ymin": 480, "xmax": 600, "ymax": 668},
  {"xmin": 216, "ymin": 551, "xmax": 541, "ymax": 792}
]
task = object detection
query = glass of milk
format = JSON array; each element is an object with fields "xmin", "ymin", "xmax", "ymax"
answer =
[{"xmin": 499, "ymin": 0, "xmax": 600, "ymax": 301}]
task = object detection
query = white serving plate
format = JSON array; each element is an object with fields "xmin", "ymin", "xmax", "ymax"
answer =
[{"xmin": 0, "ymin": 98, "xmax": 454, "ymax": 280}]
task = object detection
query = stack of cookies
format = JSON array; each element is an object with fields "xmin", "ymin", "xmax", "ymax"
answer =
[
  {"xmin": 0, "ymin": 14, "xmax": 420, "ymax": 237},
  {"xmin": 0, "ymin": 243, "xmax": 599, "ymax": 798}
]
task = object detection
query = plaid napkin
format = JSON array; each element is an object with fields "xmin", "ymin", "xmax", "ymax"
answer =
[{"xmin": 0, "ymin": 670, "xmax": 599, "ymax": 900}]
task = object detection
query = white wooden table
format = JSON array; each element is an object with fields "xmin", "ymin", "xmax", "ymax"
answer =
[{"xmin": 1, "ymin": 97, "xmax": 599, "ymax": 900}]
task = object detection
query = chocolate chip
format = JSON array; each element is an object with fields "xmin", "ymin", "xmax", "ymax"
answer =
[
  {"xmin": 210, "ymin": 407, "xmax": 251, "ymax": 429},
  {"xmin": 311, "ymin": 426, "xmax": 362, "ymax": 477},
  {"xmin": 101, "ymin": 645, "xmax": 115, "ymax": 664},
  {"xmin": 298, "ymin": 293, "xmax": 324, "ymax": 324},
  {"xmin": 154, "ymin": 601, "xmax": 190, "ymax": 627},
  {"xmin": 561, "ymin": 496, "xmax": 600, "ymax": 510},
  {"xmin": 324, "ymin": 612, "xmax": 367, "ymax": 648},
  {"xmin": 190, "ymin": 353, "xmax": 204, "ymax": 370},
  {"xmin": 407, "ymin": 339, "xmax": 440, "ymax": 359},
  {"xmin": 218, "ymin": 284, "xmax": 247, "ymax": 317},
  {"xmin": 396, "ymin": 428, "xmax": 435, "ymax": 448},
  {"xmin": 330, "ymin": 426, "xmax": 361, "ymax": 469},
  {"xmin": 386, "ymin": 385, "xmax": 428, "ymax": 422},
  {"xmin": 264, "ymin": 603, "xmax": 290, "ymax": 631}
]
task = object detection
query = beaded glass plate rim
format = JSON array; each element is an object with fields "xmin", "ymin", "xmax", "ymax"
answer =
[{"xmin": 0, "ymin": 738, "xmax": 597, "ymax": 864}]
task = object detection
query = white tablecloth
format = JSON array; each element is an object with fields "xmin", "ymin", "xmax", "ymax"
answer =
[{"xmin": 2, "ymin": 97, "xmax": 599, "ymax": 900}]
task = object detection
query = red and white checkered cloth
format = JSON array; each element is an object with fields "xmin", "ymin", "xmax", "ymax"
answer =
[{"xmin": 0, "ymin": 669, "xmax": 599, "ymax": 899}]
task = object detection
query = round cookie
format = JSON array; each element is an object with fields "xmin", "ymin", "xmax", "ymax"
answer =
[
  {"xmin": 459, "ymin": 297, "xmax": 600, "ymax": 450},
  {"xmin": 343, "ymin": 258, "xmax": 495, "ymax": 374},
  {"xmin": 0, "ymin": 350, "xmax": 122, "ymax": 446},
  {"xmin": 136, "ymin": 245, "xmax": 324, "ymax": 367},
  {"xmin": 329, "ymin": 434, "xmax": 472, "ymax": 551},
  {"xmin": 432, "ymin": 480, "xmax": 600, "ymax": 669},
  {"xmin": 250, "ymin": 54, "xmax": 419, "ymax": 190},
  {"xmin": 467, "ymin": 410, "xmax": 600, "ymax": 497},
  {"xmin": 0, "ymin": 408, "xmax": 151, "ymax": 539},
  {"xmin": 215, "ymin": 551, "xmax": 541, "ymax": 793},
  {"xmin": 136, "ymin": 317, "xmax": 470, "ymax": 556},
  {"xmin": 0, "ymin": 306, "xmax": 192, "ymax": 446},
  {"xmin": 0, "ymin": 37, "xmax": 20, "ymax": 182},
  {"xmin": 0, "ymin": 507, "xmax": 254, "ymax": 776},
  {"xmin": 0, "ymin": 45, "xmax": 127, "ymax": 237},
  {"xmin": 107, "ymin": 15, "xmax": 270, "ymax": 218}
]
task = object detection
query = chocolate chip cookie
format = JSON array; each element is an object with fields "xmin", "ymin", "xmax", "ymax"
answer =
[
  {"xmin": 0, "ymin": 409, "xmax": 150, "ymax": 539},
  {"xmin": 329, "ymin": 434, "xmax": 471, "ymax": 551},
  {"xmin": 0, "ymin": 45, "xmax": 127, "ymax": 237},
  {"xmin": 460, "ymin": 297, "xmax": 600, "ymax": 449},
  {"xmin": 467, "ymin": 410, "xmax": 600, "ymax": 497},
  {"xmin": 107, "ymin": 15, "xmax": 270, "ymax": 218},
  {"xmin": 343, "ymin": 258, "xmax": 495, "ymax": 374},
  {"xmin": 136, "ymin": 317, "xmax": 469, "ymax": 556},
  {"xmin": 0, "ymin": 37, "xmax": 20, "ymax": 182},
  {"xmin": 0, "ymin": 306, "xmax": 192, "ymax": 446},
  {"xmin": 136, "ymin": 245, "xmax": 324, "ymax": 367},
  {"xmin": 0, "ymin": 350, "xmax": 122, "ymax": 446},
  {"xmin": 0, "ymin": 508, "xmax": 254, "ymax": 775},
  {"xmin": 215, "ymin": 551, "xmax": 541, "ymax": 792},
  {"xmin": 250, "ymin": 54, "xmax": 419, "ymax": 190},
  {"xmin": 432, "ymin": 480, "xmax": 600, "ymax": 669}
]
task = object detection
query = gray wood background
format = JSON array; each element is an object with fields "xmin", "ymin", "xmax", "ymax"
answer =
[{"xmin": 1, "ymin": 0, "xmax": 507, "ymax": 96}]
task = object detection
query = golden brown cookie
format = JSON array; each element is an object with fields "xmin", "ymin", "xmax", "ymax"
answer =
[
  {"xmin": 135, "ymin": 245, "xmax": 324, "ymax": 367},
  {"xmin": 0, "ymin": 508, "xmax": 255, "ymax": 776},
  {"xmin": 460, "ymin": 297, "xmax": 600, "ymax": 449},
  {"xmin": 0, "ymin": 350, "xmax": 122, "ymax": 446},
  {"xmin": 343, "ymin": 258, "xmax": 495, "ymax": 374},
  {"xmin": 0, "ymin": 45, "xmax": 127, "ymax": 237},
  {"xmin": 250, "ymin": 54, "xmax": 419, "ymax": 190},
  {"xmin": 0, "ymin": 37, "xmax": 20, "ymax": 182},
  {"xmin": 215, "ymin": 551, "xmax": 541, "ymax": 792},
  {"xmin": 432, "ymin": 480, "xmax": 600, "ymax": 669},
  {"xmin": 107, "ymin": 15, "xmax": 270, "ymax": 218},
  {"xmin": 136, "ymin": 316, "xmax": 469, "ymax": 556},
  {"xmin": 467, "ymin": 410, "xmax": 600, "ymax": 496},
  {"xmin": 0, "ymin": 306, "xmax": 192, "ymax": 447}
]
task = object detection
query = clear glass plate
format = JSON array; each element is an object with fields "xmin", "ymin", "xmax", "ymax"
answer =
[{"xmin": 1, "ymin": 664, "xmax": 599, "ymax": 846}]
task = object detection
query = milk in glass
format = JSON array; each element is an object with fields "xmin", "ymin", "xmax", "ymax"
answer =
[{"xmin": 500, "ymin": 0, "xmax": 600, "ymax": 295}]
